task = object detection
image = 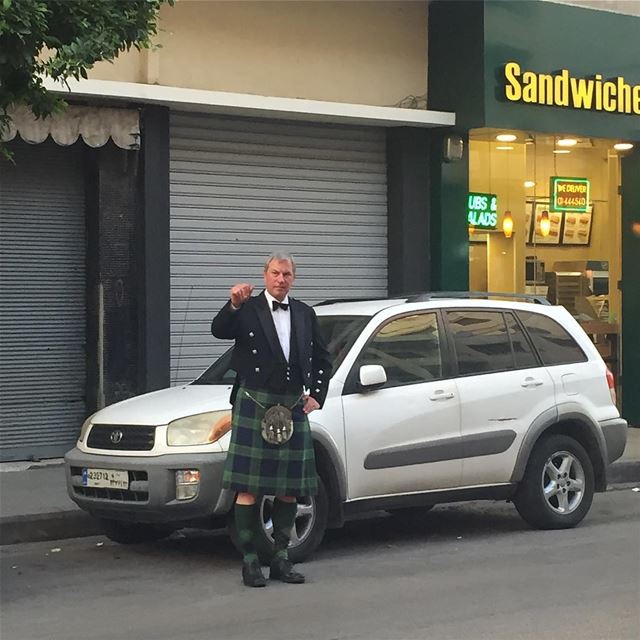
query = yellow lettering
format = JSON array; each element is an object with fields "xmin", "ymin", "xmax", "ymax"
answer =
[
  {"xmin": 617, "ymin": 76, "xmax": 631, "ymax": 113},
  {"xmin": 554, "ymin": 69, "xmax": 570, "ymax": 106},
  {"xmin": 570, "ymin": 77, "xmax": 594, "ymax": 109},
  {"xmin": 603, "ymin": 82, "xmax": 616, "ymax": 112},
  {"xmin": 522, "ymin": 71, "xmax": 538, "ymax": 103},
  {"xmin": 539, "ymin": 74, "xmax": 554, "ymax": 105},
  {"xmin": 634, "ymin": 86, "xmax": 640, "ymax": 115},
  {"xmin": 504, "ymin": 62, "xmax": 522, "ymax": 101},
  {"xmin": 595, "ymin": 74, "xmax": 603, "ymax": 111}
]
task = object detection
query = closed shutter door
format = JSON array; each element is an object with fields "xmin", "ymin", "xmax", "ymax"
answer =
[
  {"xmin": 170, "ymin": 113, "xmax": 387, "ymax": 385},
  {"xmin": 0, "ymin": 141, "xmax": 86, "ymax": 461}
]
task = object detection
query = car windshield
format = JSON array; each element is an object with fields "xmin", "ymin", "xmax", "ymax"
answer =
[{"xmin": 191, "ymin": 314, "xmax": 370, "ymax": 385}]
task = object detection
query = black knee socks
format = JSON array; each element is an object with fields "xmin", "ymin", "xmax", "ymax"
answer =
[
  {"xmin": 235, "ymin": 503, "xmax": 259, "ymax": 564},
  {"xmin": 271, "ymin": 499, "xmax": 297, "ymax": 560}
]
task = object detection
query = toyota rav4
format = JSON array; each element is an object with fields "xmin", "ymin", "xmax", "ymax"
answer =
[{"xmin": 65, "ymin": 293, "xmax": 628, "ymax": 561}]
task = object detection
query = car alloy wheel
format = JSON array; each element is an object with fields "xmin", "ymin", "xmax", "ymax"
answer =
[
  {"xmin": 541, "ymin": 450, "xmax": 585, "ymax": 515},
  {"xmin": 259, "ymin": 495, "xmax": 317, "ymax": 548}
]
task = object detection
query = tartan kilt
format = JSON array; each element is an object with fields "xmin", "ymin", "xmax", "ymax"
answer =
[{"xmin": 222, "ymin": 385, "xmax": 319, "ymax": 497}]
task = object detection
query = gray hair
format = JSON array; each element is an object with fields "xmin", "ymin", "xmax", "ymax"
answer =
[{"xmin": 264, "ymin": 251, "xmax": 296, "ymax": 274}]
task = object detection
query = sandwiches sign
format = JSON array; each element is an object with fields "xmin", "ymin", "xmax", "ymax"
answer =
[{"xmin": 503, "ymin": 61, "xmax": 640, "ymax": 115}]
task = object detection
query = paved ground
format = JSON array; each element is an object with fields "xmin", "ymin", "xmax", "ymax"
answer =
[{"xmin": 1, "ymin": 487, "xmax": 639, "ymax": 640}]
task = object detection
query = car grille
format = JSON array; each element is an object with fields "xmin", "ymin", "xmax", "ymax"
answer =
[
  {"xmin": 70, "ymin": 468, "xmax": 149, "ymax": 502},
  {"xmin": 87, "ymin": 425, "xmax": 156, "ymax": 451}
]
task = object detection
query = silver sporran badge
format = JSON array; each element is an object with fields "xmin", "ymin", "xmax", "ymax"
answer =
[{"xmin": 261, "ymin": 404, "xmax": 294, "ymax": 445}]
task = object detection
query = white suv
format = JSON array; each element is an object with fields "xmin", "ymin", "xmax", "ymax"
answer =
[{"xmin": 65, "ymin": 294, "xmax": 628, "ymax": 561}]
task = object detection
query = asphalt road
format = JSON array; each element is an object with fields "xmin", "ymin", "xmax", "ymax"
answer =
[{"xmin": 2, "ymin": 488, "xmax": 639, "ymax": 640}]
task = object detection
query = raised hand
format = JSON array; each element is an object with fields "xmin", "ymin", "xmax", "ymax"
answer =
[{"xmin": 230, "ymin": 283, "xmax": 254, "ymax": 308}]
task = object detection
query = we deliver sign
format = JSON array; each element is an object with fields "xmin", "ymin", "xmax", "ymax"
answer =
[{"xmin": 551, "ymin": 177, "xmax": 590, "ymax": 213}]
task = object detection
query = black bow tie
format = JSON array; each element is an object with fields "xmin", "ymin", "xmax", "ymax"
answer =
[{"xmin": 272, "ymin": 300, "xmax": 289, "ymax": 311}]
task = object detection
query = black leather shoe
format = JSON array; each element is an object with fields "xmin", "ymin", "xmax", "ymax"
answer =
[
  {"xmin": 242, "ymin": 559, "xmax": 266, "ymax": 587},
  {"xmin": 269, "ymin": 557, "xmax": 305, "ymax": 584}
]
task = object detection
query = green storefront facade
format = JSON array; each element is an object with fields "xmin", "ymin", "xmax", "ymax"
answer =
[{"xmin": 428, "ymin": 0, "xmax": 640, "ymax": 424}]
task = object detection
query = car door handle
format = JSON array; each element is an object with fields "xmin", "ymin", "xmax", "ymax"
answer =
[
  {"xmin": 521, "ymin": 377, "xmax": 544, "ymax": 388},
  {"xmin": 430, "ymin": 390, "xmax": 455, "ymax": 401}
]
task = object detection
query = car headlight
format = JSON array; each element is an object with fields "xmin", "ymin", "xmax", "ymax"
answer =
[
  {"xmin": 78, "ymin": 413, "xmax": 97, "ymax": 443},
  {"xmin": 167, "ymin": 411, "xmax": 232, "ymax": 446}
]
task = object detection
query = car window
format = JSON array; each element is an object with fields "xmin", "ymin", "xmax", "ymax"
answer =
[
  {"xmin": 504, "ymin": 312, "xmax": 538, "ymax": 369},
  {"xmin": 191, "ymin": 348, "xmax": 237, "ymax": 385},
  {"xmin": 446, "ymin": 310, "xmax": 514, "ymax": 375},
  {"xmin": 353, "ymin": 313, "xmax": 443, "ymax": 388},
  {"xmin": 317, "ymin": 315, "xmax": 370, "ymax": 370},
  {"xmin": 517, "ymin": 311, "xmax": 588, "ymax": 365},
  {"xmin": 192, "ymin": 314, "xmax": 370, "ymax": 384}
]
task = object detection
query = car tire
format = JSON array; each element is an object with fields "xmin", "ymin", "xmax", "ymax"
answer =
[
  {"xmin": 100, "ymin": 519, "xmax": 174, "ymax": 544},
  {"xmin": 227, "ymin": 476, "xmax": 329, "ymax": 564},
  {"xmin": 514, "ymin": 434, "xmax": 595, "ymax": 530}
]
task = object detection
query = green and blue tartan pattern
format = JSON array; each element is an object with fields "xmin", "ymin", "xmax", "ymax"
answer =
[{"xmin": 222, "ymin": 385, "xmax": 319, "ymax": 497}]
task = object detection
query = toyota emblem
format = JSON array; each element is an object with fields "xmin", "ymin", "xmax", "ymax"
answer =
[{"xmin": 110, "ymin": 430, "xmax": 124, "ymax": 444}]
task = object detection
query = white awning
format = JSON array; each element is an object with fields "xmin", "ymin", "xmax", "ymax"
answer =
[
  {"xmin": 42, "ymin": 78, "xmax": 455, "ymax": 129},
  {"xmin": 2, "ymin": 105, "xmax": 140, "ymax": 150}
]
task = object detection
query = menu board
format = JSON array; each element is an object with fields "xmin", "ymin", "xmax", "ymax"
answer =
[
  {"xmin": 562, "ymin": 207, "xmax": 593, "ymax": 245},
  {"xmin": 529, "ymin": 202, "xmax": 562, "ymax": 245}
]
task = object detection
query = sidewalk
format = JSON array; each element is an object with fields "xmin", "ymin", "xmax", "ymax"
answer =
[{"xmin": 1, "ymin": 429, "xmax": 639, "ymax": 546}]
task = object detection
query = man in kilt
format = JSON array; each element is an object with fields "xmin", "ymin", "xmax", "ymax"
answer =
[{"xmin": 211, "ymin": 252, "xmax": 332, "ymax": 587}]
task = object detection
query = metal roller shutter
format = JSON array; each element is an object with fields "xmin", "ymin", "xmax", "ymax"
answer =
[
  {"xmin": 0, "ymin": 141, "xmax": 86, "ymax": 461},
  {"xmin": 170, "ymin": 113, "xmax": 388, "ymax": 385}
]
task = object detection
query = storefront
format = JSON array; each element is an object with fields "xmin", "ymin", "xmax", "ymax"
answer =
[{"xmin": 428, "ymin": 0, "xmax": 640, "ymax": 423}]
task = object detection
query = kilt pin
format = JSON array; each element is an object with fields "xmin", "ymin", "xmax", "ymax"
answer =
[{"xmin": 211, "ymin": 292, "xmax": 332, "ymax": 498}]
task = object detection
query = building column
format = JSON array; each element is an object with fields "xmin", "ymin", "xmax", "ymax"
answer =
[
  {"xmin": 621, "ymin": 149, "xmax": 640, "ymax": 425},
  {"xmin": 386, "ymin": 127, "xmax": 432, "ymax": 296},
  {"xmin": 139, "ymin": 106, "xmax": 171, "ymax": 393}
]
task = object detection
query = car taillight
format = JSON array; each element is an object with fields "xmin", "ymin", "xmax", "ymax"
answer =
[{"xmin": 606, "ymin": 368, "xmax": 616, "ymax": 405}]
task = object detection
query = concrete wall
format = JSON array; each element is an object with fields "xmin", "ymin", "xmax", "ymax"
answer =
[{"xmin": 89, "ymin": 1, "xmax": 429, "ymax": 106}]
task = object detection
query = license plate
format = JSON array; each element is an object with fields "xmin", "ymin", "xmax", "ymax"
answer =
[{"xmin": 82, "ymin": 468, "xmax": 129, "ymax": 489}]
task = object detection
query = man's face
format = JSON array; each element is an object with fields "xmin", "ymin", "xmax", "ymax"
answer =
[{"xmin": 264, "ymin": 259, "xmax": 295, "ymax": 301}]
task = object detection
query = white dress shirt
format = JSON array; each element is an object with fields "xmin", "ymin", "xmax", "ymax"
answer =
[{"xmin": 264, "ymin": 290, "xmax": 291, "ymax": 362}]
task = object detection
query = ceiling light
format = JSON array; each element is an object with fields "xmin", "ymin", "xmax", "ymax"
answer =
[
  {"xmin": 525, "ymin": 136, "xmax": 535, "ymax": 144},
  {"xmin": 553, "ymin": 149, "xmax": 571, "ymax": 154},
  {"xmin": 614, "ymin": 142, "xmax": 634, "ymax": 151},
  {"xmin": 496, "ymin": 134, "xmax": 517, "ymax": 142},
  {"xmin": 557, "ymin": 138, "xmax": 578, "ymax": 147},
  {"xmin": 496, "ymin": 146, "xmax": 514, "ymax": 151},
  {"xmin": 524, "ymin": 181, "xmax": 536, "ymax": 188}
]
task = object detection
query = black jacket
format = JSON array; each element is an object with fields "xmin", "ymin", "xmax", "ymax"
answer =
[{"xmin": 211, "ymin": 291, "xmax": 333, "ymax": 407}]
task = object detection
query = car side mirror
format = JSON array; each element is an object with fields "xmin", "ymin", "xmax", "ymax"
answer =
[{"xmin": 358, "ymin": 364, "xmax": 387, "ymax": 391}]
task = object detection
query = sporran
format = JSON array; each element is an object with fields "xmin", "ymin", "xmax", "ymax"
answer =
[{"xmin": 244, "ymin": 391, "xmax": 303, "ymax": 445}]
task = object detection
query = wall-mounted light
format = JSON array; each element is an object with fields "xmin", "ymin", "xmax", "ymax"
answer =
[
  {"xmin": 443, "ymin": 135, "xmax": 464, "ymax": 162},
  {"xmin": 540, "ymin": 210, "xmax": 551, "ymax": 237},
  {"xmin": 502, "ymin": 211, "xmax": 514, "ymax": 238},
  {"xmin": 614, "ymin": 142, "xmax": 634, "ymax": 151}
]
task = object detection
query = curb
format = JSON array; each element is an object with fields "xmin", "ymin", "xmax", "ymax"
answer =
[
  {"xmin": 2, "ymin": 460, "xmax": 638, "ymax": 546},
  {"xmin": 607, "ymin": 460, "xmax": 640, "ymax": 487},
  {"xmin": 0, "ymin": 511, "xmax": 102, "ymax": 546}
]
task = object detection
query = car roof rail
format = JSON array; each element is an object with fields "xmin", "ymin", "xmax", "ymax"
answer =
[
  {"xmin": 313, "ymin": 296, "xmax": 394, "ymax": 307},
  {"xmin": 405, "ymin": 291, "xmax": 551, "ymax": 305}
]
